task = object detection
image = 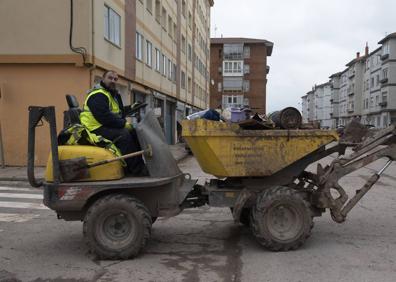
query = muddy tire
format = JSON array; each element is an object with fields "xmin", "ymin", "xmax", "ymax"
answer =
[
  {"xmin": 230, "ymin": 207, "xmax": 251, "ymax": 227},
  {"xmin": 250, "ymin": 186, "xmax": 313, "ymax": 251},
  {"xmin": 83, "ymin": 194, "xmax": 152, "ymax": 259}
]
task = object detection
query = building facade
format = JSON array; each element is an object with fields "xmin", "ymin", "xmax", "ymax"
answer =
[
  {"xmin": 301, "ymin": 83, "xmax": 332, "ymax": 128},
  {"xmin": 302, "ymin": 32, "xmax": 396, "ymax": 129},
  {"xmin": 209, "ymin": 38, "xmax": 273, "ymax": 114},
  {"xmin": 0, "ymin": 0, "xmax": 213, "ymax": 165}
]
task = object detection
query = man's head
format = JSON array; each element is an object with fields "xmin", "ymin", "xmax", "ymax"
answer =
[{"xmin": 102, "ymin": 70, "xmax": 118, "ymax": 91}]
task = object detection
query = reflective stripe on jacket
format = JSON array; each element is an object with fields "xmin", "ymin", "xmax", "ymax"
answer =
[{"xmin": 79, "ymin": 88, "xmax": 122, "ymax": 131}]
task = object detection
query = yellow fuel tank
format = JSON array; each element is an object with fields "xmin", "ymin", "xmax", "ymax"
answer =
[{"xmin": 45, "ymin": 145, "xmax": 124, "ymax": 182}]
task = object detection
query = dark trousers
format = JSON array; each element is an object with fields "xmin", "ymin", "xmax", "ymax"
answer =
[{"xmin": 93, "ymin": 126, "xmax": 146, "ymax": 175}]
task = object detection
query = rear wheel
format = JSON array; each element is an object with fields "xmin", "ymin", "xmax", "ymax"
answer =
[
  {"xmin": 83, "ymin": 194, "xmax": 152, "ymax": 259},
  {"xmin": 230, "ymin": 207, "xmax": 251, "ymax": 227},
  {"xmin": 250, "ymin": 186, "xmax": 313, "ymax": 251}
]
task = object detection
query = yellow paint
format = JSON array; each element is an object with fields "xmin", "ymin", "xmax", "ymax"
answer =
[
  {"xmin": 182, "ymin": 119, "xmax": 339, "ymax": 178},
  {"xmin": 46, "ymin": 145, "xmax": 124, "ymax": 182},
  {"xmin": 225, "ymin": 192, "xmax": 235, "ymax": 198}
]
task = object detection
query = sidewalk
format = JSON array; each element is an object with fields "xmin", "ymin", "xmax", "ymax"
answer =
[{"xmin": 0, "ymin": 143, "xmax": 189, "ymax": 182}]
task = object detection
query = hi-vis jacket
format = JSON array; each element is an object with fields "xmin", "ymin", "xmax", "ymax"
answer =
[{"xmin": 79, "ymin": 87, "xmax": 122, "ymax": 132}]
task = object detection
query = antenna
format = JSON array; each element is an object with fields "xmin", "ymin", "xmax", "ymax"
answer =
[{"xmin": 214, "ymin": 25, "xmax": 218, "ymax": 37}]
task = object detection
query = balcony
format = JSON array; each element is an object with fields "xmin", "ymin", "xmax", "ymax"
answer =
[
  {"xmin": 379, "ymin": 101, "xmax": 388, "ymax": 108},
  {"xmin": 380, "ymin": 53, "xmax": 389, "ymax": 61},
  {"xmin": 348, "ymin": 71, "xmax": 355, "ymax": 78},
  {"xmin": 380, "ymin": 77, "xmax": 388, "ymax": 84}
]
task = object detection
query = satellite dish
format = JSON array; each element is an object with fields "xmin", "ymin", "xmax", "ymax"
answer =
[{"xmin": 211, "ymin": 79, "xmax": 215, "ymax": 85}]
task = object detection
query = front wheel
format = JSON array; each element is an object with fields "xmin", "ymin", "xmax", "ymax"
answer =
[
  {"xmin": 250, "ymin": 186, "xmax": 313, "ymax": 251},
  {"xmin": 83, "ymin": 194, "xmax": 152, "ymax": 259}
]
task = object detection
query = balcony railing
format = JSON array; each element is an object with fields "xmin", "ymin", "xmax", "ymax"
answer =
[
  {"xmin": 379, "ymin": 101, "xmax": 388, "ymax": 108},
  {"xmin": 380, "ymin": 53, "xmax": 389, "ymax": 61},
  {"xmin": 380, "ymin": 77, "xmax": 388, "ymax": 84}
]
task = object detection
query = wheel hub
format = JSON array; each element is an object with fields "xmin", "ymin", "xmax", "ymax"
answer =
[
  {"xmin": 267, "ymin": 204, "xmax": 301, "ymax": 241},
  {"xmin": 104, "ymin": 213, "xmax": 132, "ymax": 239}
]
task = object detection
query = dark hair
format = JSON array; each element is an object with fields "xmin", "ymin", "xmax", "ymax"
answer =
[{"xmin": 102, "ymin": 70, "xmax": 117, "ymax": 78}]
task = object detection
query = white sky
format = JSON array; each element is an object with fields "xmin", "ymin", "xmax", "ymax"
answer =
[{"xmin": 210, "ymin": 0, "xmax": 395, "ymax": 112}]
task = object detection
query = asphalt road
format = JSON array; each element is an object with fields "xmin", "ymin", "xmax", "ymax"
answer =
[{"xmin": 1, "ymin": 155, "xmax": 396, "ymax": 281}]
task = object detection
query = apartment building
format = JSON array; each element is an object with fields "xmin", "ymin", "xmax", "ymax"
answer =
[
  {"xmin": 303, "ymin": 32, "xmax": 396, "ymax": 129},
  {"xmin": 209, "ymin": 38, "xmax": 273, "ymax": 114},
  {"xmin": 0, "ymin": 0, "xmax": 213, "ymax": 165},
  {"xmin": 328, "ymin": 72, "xmax": 341, "ymax": 127},
  {"xmin": 301, "ymin": 83, "xmax": 331, "ymax": 128}
]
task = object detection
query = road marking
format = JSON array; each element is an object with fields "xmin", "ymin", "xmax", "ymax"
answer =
[
  {"xmin": 0, "ymin": 201, "xmax": 48, "ymax": 210},
  {"xmin": 0, "ymin": 213, "xmax": 40, "ymax": 223},
  {"xmin": 0, "ymin": 193, "xmax": 43, "ymax": 199},
  {"xmin": 0, "ymin": 187, "xmax": 41, "ymax": 193}
]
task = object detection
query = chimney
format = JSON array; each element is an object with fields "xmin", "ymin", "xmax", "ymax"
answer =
[
  {"xmin": 365, "ymin": 42, "xmax": 369, "ymax": 56},
  {"xmin": 356, "ymin": 52, "xmax": 360, "ymax": 58}
]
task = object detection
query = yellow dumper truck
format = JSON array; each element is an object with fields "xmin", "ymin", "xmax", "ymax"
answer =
[{"xmin": 28, "ymin": 104, "xmax": 396, "ymax": 259}]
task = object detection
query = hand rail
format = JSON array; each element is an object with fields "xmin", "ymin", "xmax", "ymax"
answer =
[{"xmin": 27, "ymin": 106, "xmax": 60, "ymax": 187}]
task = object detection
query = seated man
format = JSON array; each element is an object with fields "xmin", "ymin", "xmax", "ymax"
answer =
[{"xmin": 80, "ymin": 70, "xmax": 147, "ymax": 176}]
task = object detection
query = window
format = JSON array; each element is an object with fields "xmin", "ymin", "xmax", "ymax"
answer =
[
  {"xmin": 243, "ymin": 80, "xmax": 250, "ymax": 92},
  {"xmin": 182, "ymin": 0, "xmax": 186, "ymax": 17},
  {"xmin": 168, "ymin": 16, "xmax": 173, "ymax": 38},
  {"xmin": 162, "ymin": 54, "xmax": 167, "ymax": 76},
  {"xmin": 168, "ymin": 58, "xmax": 172, "ymax": 80},
  {"xmin": 223, "ymin": 77, "xmax": 243, "ymax": 91},
  {"xmin": 173, "ymin": 23, "xmax": 177, "ymax": 40},
  {"xmin": 244, "ymin": 64, "xmax": 250, "ymax": 74},
  {"xmin": 161, "ymin": 7, "xmax": 167, "ymax": 29},
  {"xmin": 223, "ymin": 44, "xmax": 243, "ymax": 60},
  {"xmin": 155, "ymin": 48, "xmax": 161, "ymax": 72},
  {"xmin": 188, "ymin": 76, "xmax": 192, "ymax": 92},
  {"xmin": 181, "ymin": 71, "xmax": 186, "ymax": 89},
  {"xmin": 146, "ymin": 40, "xmax": 152, "ymax": 67},
  {"xmin": 218, "ymin": 82, "xmax": 222, "ymax": 92},
  {"xmin": 172, "ymin": 63, "xmax": 177, "ymax": 82},
  {"xmin": 382, "ymin": 68, "xmax": 388, "ymax": 79},
  {"xmin": 376, "ymin": 74, "xmax": 380, "ymax": 86},
  {"xmin": 188, "ymin": 44, "xmax": 192, "ymax": 61},
  {"xmin": 146, "ymin": 0, "xmax": 152, "ymax": 13},
  {"xmin": 181, "ymin": 35, "xmax": 186, "ymax": 53},
  {"xmin": 223, "ymin": 60, "xmax": 243, "ymax": 76},
  {"xmin": 188, "ymin": 12, "xmax": 192, "ymax": 28},
  {"xmin": 136, "ymin": 32, "xmax": 143, "ymax": 61},
  {"xmin": 382, "ymin": 42, "xmax": 390, "ymax": 55},
  {"xmin": 383, "ymin": 115, "xmax": 388, "ymax": 127},
  {"xmin": 222, "ymin": 95, "xmax": 244, "ymax": 108},
  {"xmin": 371, "ymin": 77, "xmax": 374, "ymax": 88},
  {"xmin": 382, "ymin": 92, "xmax": 388, "ymax": 102},
  {"xmin": 243, "ymin": 46, "xmax": 250, "ymax": 58},
  {"xmin": 104, "ymin": 5, "xmax": 121, "ymax": 46},
  {"xmin": 155, "ymin": 0, "xmax": 161, "ymax": 22}
]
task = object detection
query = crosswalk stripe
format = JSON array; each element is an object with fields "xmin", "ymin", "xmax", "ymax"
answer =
[
  {"xmin": 0, "ymin": 193, "xmax": 43, "ymax": 199},
  {"xmin": 0, "ymin": 213, "xmax": 40, "ymax": 223},
  {"xmin": 0, "ymin": 187, "xmax": 41, "ymax": 193},
  {"xmin": 0, "ymin": 201, "xmax": 48, "ymax": 210}
]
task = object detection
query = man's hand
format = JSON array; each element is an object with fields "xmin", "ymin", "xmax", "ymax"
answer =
[{"xmin": 124, "ymin": 122, "xmax": 133, "ymax": 132}]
